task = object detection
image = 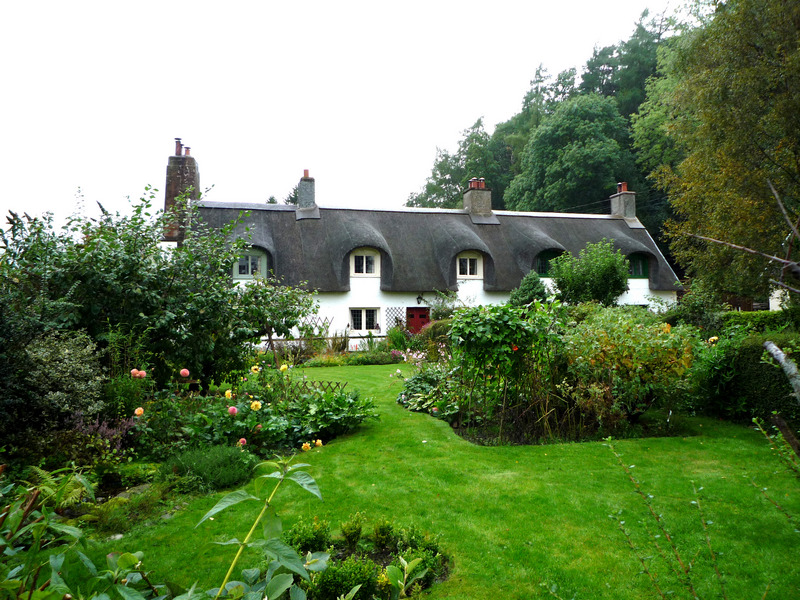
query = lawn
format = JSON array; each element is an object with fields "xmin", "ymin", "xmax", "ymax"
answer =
[{"xmin": 93, "ymin": 364, "xmax": 800, "ymax": 599}]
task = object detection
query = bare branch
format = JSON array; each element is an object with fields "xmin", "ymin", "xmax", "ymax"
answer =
[
  {"xmin": 688, "ymin": 233, "xmax": 800, "ymax": 279},
  {"xmin": 769, "ymin": 279, "xmax": 800, "ymax": 295},
  {"xmin": 768, "ymin": 179, "xmax": 800, "ymax": 243},
  {"xmin": 763, "ymin": 341, "xmax": 800, "ymax": 403}
]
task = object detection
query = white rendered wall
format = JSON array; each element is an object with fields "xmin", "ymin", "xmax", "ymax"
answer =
[{"xmin": 314, "ymin": 275, "xmax": 676, "ymax": 350}]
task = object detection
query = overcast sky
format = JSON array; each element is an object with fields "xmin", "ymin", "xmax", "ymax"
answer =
[{"xmin": 1, "ymin": 0, "xmax": 676, "ymax": 225}]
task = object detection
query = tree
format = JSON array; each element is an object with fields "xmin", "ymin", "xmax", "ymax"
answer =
[
  {"xmin": 238, "ymin": 275, "xmax": 318, "ymax": 356},
  {"xmin": 283, "ymin": 185, "xmax": 299, "ymax": 205},
  {"xmin": 580, "ymin": 45, "xmax": 619, "ymax": 98},
  {"xmin": 504, "ymin": 95, "xmax": 639, "ymax": 212},
  {"xmin": 508, "ymin": 270, "xmax": 549, "ymax": 307},
  {"xmin": 0, "ymin": 190, "xmax": 279, "ymax": 389},
  {"xmin": 549, "ymin": 239, "xmax": 629, "ymax": 305},
  {"xmin": 658, "ymin": 0, "xmax": 800, "ymax": 297},
  {"xmin": 407, "ymin": 119, "xmax": 504, "ymax": 209},
  {"xmin": 492, "ymin": 65, "xmax": 577, "ymax": 180}
]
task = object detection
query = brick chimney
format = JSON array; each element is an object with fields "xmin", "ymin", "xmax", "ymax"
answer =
[
  {"xmin": 296, "ymin": 169, "xmax": 320, "ymax": 220},
  {"xmin": 164, "ymin": 138, "xmax": 200, "ymax": 243},
  {"xmin": 462, "ymin": 178, "xmax": 498, "ymax": 224},
  {"xmin": 610, "ymin": 181, "xmax": 636, "ymax": 219}
]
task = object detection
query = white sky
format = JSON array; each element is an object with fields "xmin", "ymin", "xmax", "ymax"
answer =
[{"xmin": 1, "ymin": 0, "xmax": 676, "ymax": 225}]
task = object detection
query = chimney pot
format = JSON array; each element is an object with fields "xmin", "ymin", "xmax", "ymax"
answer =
[
  {"xmin": 175, "ymin": 138, "xmax": 182, "ymax": 156},
  {"xmin": 303, "ymin": 169, "xmax": 309, "ymax": 178},
  {"xmin": 184, "ymin": 147, "xmax": 191, "ymax": 157}
]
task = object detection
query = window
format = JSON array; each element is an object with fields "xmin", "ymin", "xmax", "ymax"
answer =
[
  {"xmin": 234, "ymin": 249, "xmax": 272, "ymax": 279},
  {"xmin": 535, "ymin": 249, "xmax": 563, "ymax": 276},
  {"xmin": 457, "ymin": 251, "xmax": 482, "ymax": 279},
  {"xmin": 628, "ymin": 253, "xmax": 649, "ymax": 278},
  {"xmin": 351, "ymin": 248, "xmax": 380, "ymax": 277},
  {"xmin": 350, "ymin": 308, "xmax": 379, "ymax": 331}
]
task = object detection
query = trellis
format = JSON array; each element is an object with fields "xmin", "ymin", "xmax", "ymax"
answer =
[{"xmin": 385, "ymin": 306, "xmax": 406, "ymax": 329}]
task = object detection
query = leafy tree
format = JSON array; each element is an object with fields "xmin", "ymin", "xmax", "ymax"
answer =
[
  {"xmin": 492, "ymin": 65, "xmax": 577, "ymax": 179},
  {"xmin": 549, "ymin": 238, "xmax": 629, "ymax": 305},
  {"xmin": 508, "ymin": 270, "xmax": 549, "ymax": 307},
  {"xmin": 238, "ymin": 275, "xmax": 319, "ymax": 355},
  {"xmin": 658, "ymin": 0, "xmax": 800, "ymax": 297},
  {"xmin": 580, "ymin": 45, "xmax": 620, "ymax": 98},
  {"xmin": 407, "ymin": 119, "xmax": 504, "ymax": 209},
  {"xmin": 504, "ymin": 94, "xmax": 639, "ymax": 212},
  {"xmin": 580, "ymin": 10, "xmax": 672, "ymax": 118},
  {"xmin": 283, "ymin": 185, "xmax": 299, "ymax": 205},
  {"xmin": 630, "ymin": 41, "xmax": 684, "ymax": 177},
  {"xmin": 0, "ymin": 190, "xmax": 285, "ymax": 390}
]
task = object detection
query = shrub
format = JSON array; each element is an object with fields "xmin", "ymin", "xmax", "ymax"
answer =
[
  {"xmin": 89, "ymin": 482, "xmax": 170, "ymax": 535},
  {"xmin": 700, "ymin": 331, "xmax": 800, "ymax": 423},
  {"xmin": 285, "ymin": 516, "xmax": 332, "ymax": 554},
  {"xmin": 340, "ymin": 512, "xmax": 365, "ymax": 552},
  {"xmin": 561, "ymin": 306, "xmax": 699, "ymax": 430},
  {"xmin": 156, "ymin": 445, "xmax": 257, "ymax": 492},
  {"xmin": 311, "ymin": 555, "xmax": 379, "ymax": 600},
  {"xmin": 372, "ymin": 517, "xmax": 397, "ymax": 553},
  {"xmin": 550, "ymin": 238, "xmax": 629, "ymax": 306},
  {"xmin": 303, "ymin": 354, "xmax": 347, "ymax": 368},
  {"xmin": 661, "ymin": 278, "xmax": 729, "ymax": 334},
  {"xmin": 425, "ymin": 290, "xmax": 460, "ymax": 321},
  {"xmin": 385, "ymin": 326, "xmax": 410, "ymax": 350},
  {"xmin": 25, "ymin": 330, "xmax": 105, "ymax": 428},
  {"xmin": 508, "ymin": 270, "xmax": 549, "ymax": 307},
  {"xmin": 718, "ymin": 307, "xmax": 800, "ymax": 334}
]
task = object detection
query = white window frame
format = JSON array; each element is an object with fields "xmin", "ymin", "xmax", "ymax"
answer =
[
  {"xmin": 234, "ymin": 249, "xmax": 269, "ymax": 280},
  {"xmin": 350, "ymin": 247, "xmax": 381, "ymax": 277},
  {"xmin": 457, "ymin": 251, "xmax": 483, "ymax": 279},
  {"xmin": 350, "ymin": 308, "xmax": 380, "ymax": 332}
]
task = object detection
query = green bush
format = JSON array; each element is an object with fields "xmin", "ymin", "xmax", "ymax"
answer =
[
  {"xmin": 661, "ymin": 278, "xmax": 729, "ymax": 334},
  {"xmin": 701, "ymin": 332, "xmax": 800, "ymax": 423},
  {"xmin": 310, "ymin": 555, "xmax": 379, "ymax": 600},
  {"xmin": 285, "ymin": 516, "xmax": 332, "ymax": 554},
  {"xmin": 372, "ymin": 517, "xmax": 397, "ymax": 553},
  {"xmin": 550, "ymin": 238, "xmax": 629, "ymax": 306},
  {"xmin": 508, "ymin": 270, "xmax": 549, "ymax": 307},
  {"xmin": 89, "ymin": 483, "xmax": 170, "ymax": 535},
  {"xmin": 340, "ymin": 512, "xmax": 365, "ymax": 552},
  {"xmin": 303, "ymin": 354, "xmax": 347, "ymax": 368},
  {"xmin": 394, "ymin": 525, "xmax": 447, "ymax": 588},
  {"xmin": 385, "ymin": 326, "xmax": 410, "ymax": 350},
  {"xmin": 25, "ymin": 330, "xmax": 105, "ymax": 428},
  {"xmin": 561, "ymin": 306, "xmax": 699, "ymax": 430},
  {"xmin": 156, "ymin": 445, "xmax": 257, "ymax": 492},
  {"xmin": 719, "ymin": 307, "xmax": 800, "ymax": 334}
]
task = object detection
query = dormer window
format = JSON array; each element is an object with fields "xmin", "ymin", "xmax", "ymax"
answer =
[
  {"xmin": 234, "ymin": 249, "xmax": 272, "ymax": 280},
  {"xmin": 457, "ymin": 251, "xmax": 483, "ymax": 279},
  {"xmin": 535, "ymin": 249, "xmax": 563, "ymax": 276},
  {"xmin": 351, "ymin": 248, "xmax": 381, "ymax": 277},
  {"xmin": 628, "ymin": 253, "xmax": 649, "ymax": 278}
]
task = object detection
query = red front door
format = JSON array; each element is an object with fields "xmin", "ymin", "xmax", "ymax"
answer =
[{"xmin": 406, "ymin": 307, "xmax": 431, "ymax": 334}]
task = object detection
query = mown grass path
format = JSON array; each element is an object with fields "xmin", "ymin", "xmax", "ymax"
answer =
[{"xmin": 98, "ymin": 365, "xmax": 800, "ymax": 599}]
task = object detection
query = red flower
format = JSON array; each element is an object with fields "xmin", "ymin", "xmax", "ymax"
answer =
[{"xmin": 512, "ymin": 345, "xmax": 519, "ymax": 352}]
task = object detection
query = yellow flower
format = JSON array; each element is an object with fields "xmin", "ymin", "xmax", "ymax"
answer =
[
  {"xmin": 663, "ymin": 323, "xmax": 672, "ymax": 334},
  {"xmin": 280, "ymin": 364, "xmax": 289, "ymax": 372},
  {"xmin": 250, "ymin": 365, "xmax": 261, "ymax": 374},
  {"xmin": 250, "ymin": 400, "xmax": 262, "ymax": 411},
  {"xmin": 225, "ymin": 389, "xmax": 233, "ymax": 399},
  {"xmin": 315, "ymin": 439, "xmax": 323, "ymax": 447},
  {"xmin": 708, "ymin": 336, "xmax": 719, "ymax": 344},
  {"xmin": 134, "ymin": 407, "xmax": 144, "ymax": 417},
  {"xmin": 302, "ymin": 442, "xmax": 311, "ymax": 451}
]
